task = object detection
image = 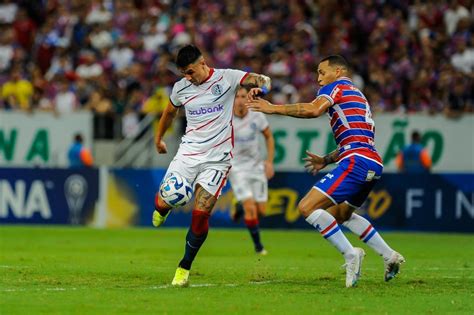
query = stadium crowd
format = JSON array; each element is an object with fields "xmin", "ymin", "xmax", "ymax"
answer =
[{"xmin": 0, "ymin": 0, "xmax": 473, "ymax": 138}]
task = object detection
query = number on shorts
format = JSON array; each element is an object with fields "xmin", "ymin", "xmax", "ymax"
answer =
[{"xmin": 209, "ymin": 170, "xmax": 224, "ymax": 186}]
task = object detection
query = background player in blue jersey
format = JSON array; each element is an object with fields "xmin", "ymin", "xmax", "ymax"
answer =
[{"xmin": 246, "ymin": 55, "xmax": 404, "ymax": 288}]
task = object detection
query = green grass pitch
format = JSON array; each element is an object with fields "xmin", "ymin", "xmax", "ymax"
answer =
[{"xmin": 1, "ymin": 226, "xmax": 473, "ymax": 314}]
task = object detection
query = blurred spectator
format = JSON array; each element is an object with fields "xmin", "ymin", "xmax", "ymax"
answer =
[
  {"xmin": 0, "ymin": 0, "xmax": 472, "ymax": 139},
  {"xmin": 86, "ymin": 89, "xmax": 112, "ymax": 113},
  {"xmin": 13, "ymin": 7, "xmax": 36, "ymax": 51},
  {"xmin": 76, "ymin": 51, "xmax": 103, "ymax": 79},
  {"xmin": 446, "ymin": 74, "xmax": 472, "ymax": 117},
  {"xmin": 54, "ymin": 78, "xmax": 78, "ymax": 114},
  {"xmin": 108, "ymin": 39, "xmax": 134, "ymax": 72},
  {"xmin": 45, "ymin": 51, "xmax": 74, "ymax": 81},
  {"xmin": 396, "ymin": 131, "xmax": 432, "ymax": 173},
  {"xmin": 444, "ymin": 1, "xmax": 470, "ymax": 36},
  {"xmin": 0, "ymin": 0, "xmax": 18, "ymax": 24},
  {"xmin": 450, "ymin": 38, "xmax": 474, "ymax": 75},
  {"xmin": 0, "ymin": 28, "xmax": 14, "ymax": 72},
  {"xmin": 1, "ymin": 68, "xmax": 33, "ymax": 110},
  {"xmin": 89, "ymin": 24, "xmax": 114, "ymax": 51},
  {"xmin": 68, "ymin": 133, "xmax": 94, "ymax": 167},
  {"xmin": 32, "ymin": 87, "xmax": 53, "ymax": 112}
]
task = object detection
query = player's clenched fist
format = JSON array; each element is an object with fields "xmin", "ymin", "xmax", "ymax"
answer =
[{"xmin": 155, "ymin": 138, "xmax": 168, "ymax": 154}]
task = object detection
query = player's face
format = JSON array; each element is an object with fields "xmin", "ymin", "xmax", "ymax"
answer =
[
  {"xmin": 180, "ymin": 59, "xmax": 208, "ymax": 85},
  {"xmin": 233, "ymin": 88, "xmax": 248, "ymax": 117},
  {"xmin": 317, "ymin": 61, "xmax": 340, "ymax": 87}
]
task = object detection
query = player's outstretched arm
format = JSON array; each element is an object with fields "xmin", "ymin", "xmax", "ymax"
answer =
[
  {"xmin": 155, "ymin": 102, "xmax": 179, "ymax": 154},
  {"xmin": 303, "ymin": 149, "xmax": 339, "ymax": 175},
  {"xmin": 246, "ymin": 96, "xmax": 332, "ymax": 118}
]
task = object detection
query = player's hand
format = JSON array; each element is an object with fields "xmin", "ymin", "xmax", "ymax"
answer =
[
  {"xmin": 264, "ymin": 161, "xmax": 275, "ymax": 179},
  {"xmin": 303, "ymin": 150, "xmax": 326, "ymax": 175},
  {"xmin": 246, "ymin": 98, "xmax": 274, "ymax": 114},
  {"xmin": 248, "ymin": 88, "xmax": 263, "ymax": 101},
  {"xmin": 155, "ymin": 138, "xmax": 168, "ymax": 154}
]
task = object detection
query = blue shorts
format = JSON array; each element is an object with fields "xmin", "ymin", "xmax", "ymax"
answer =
[{"xmin": 314, "ymin": 155, "xmax": 383, "ymax": 208}]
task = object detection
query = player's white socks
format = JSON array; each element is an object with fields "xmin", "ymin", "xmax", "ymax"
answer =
[
  {"xmin": 343, "ymin": 213, "xmax": 394, "ymax": 260},
  {"xmin": 306, "ymin": 209, "xmax": 355, "ymax": 260}
]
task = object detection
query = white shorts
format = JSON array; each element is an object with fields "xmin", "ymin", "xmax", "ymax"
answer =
[
  {"xmin": 229, "ymin": 170, "xmax": 268, "ymax": 203},
  {"xmin": 164, "ymin": 157, "xmax": 231, "ymax": 198}
]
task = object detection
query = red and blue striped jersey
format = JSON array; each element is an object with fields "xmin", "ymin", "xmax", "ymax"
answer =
[{"xmin": 317, "ymin": 77, "xmax": 383, "ymax": 166}]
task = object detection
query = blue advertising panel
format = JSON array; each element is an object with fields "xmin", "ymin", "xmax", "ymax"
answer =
[
  {"xmin": 108, "ymin": 168, "xmax": 473, "ymax": 232},
  {"xmin": 0, "ymin": 168, "xmax": 99, "ymax": 225}
]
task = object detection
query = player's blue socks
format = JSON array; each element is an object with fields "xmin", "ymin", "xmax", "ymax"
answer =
[
  {"xmin": 179, "ymin": 210, "xmax": 210, "ymax": 270},
  {"xmin": 306, "ymin": 209, "xmax": 356, "ymax": 260},
  {"xmin": 343, "ymin": 213, "xmax": 393, "ymax": 260},
  {"xmin": 244, "ymin": 218, "xmax": 264, "ymax": 252}
]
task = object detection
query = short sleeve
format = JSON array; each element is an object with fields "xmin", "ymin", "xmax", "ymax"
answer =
[
  {"xmin": 224, "ymin": 69, "xmax": 248, "ymax": 89},
  {"xmin": 317, "ymin": 82, "xmax": 342, "ymax": 105},
  {"xmin": 256, "ymin": 112, "xmax": 269, "ymax": 131},
  {"xmin": 169, "ymin": 83, "xmax": 183, "ymax": 107}
]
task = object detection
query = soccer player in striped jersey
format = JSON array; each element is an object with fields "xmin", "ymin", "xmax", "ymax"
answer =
[
  {"xmin": 246, "ymin": 55, "xmax": 404, "ymax": 288},
  {"xmin": 152, "ymin": 45, "xmax": 271, "ymax": 287},
  {"xmin": 229, "ymin": 86, "xmax": 275, "ymax": 255}
]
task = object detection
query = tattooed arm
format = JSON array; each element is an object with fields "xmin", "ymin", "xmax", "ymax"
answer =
[
  {"xmin": 246, "ymin": 96, "xmax": 332, "ymax": 118},
  {"xmin": 241, "ymin": 73, "xmax": 272, "ymax": 100},
  {"xmin": 241, "ymin": 73, "xmax": 272, "ymax": 90}
]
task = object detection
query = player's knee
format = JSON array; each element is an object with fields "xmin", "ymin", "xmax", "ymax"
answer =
[
  {"xmin": 243, "ymin": 201, "xmax": 257, "ymax": 219},
  {"xmin": 339, "ymin": 210, "xmax": 353, "ymax": 222},
  {"xmin": 155, "ymin": 193, "xmax": 171, "ymax": 213},
  {"xmin": 297, "ymin": 199, "xmax": 314, "ymax": 218}
]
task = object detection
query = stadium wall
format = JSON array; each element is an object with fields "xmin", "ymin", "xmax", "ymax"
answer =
[
  {"xmin": 0, "ymin": 112, "xmax": 93, "ymax": 167},
  {"xmin": 1, "ymin": 167, "xmax": 473, "ymax": 233},
  {"xmin": 266, "ymin": 114, "xmax": 474, "ymax": 172},
  {"xmin": 1, "ymin": 112, "xmax": 473, "ymax": 172}
]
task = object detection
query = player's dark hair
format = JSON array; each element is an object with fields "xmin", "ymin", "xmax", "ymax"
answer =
[
  {"xmin": 411, "ymin": 131, "xmax": 421, "ymax": 143},
  {"xmin": 176, "ymin": 45, "xmax": 202, "ymax": 68},
  {"xmin": 319, "ymin": 55, "xmax": 349, "ymax": 69}
]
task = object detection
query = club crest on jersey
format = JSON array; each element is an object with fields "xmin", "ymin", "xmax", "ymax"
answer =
[{"xmin": 211, "ymin": 84, "xmax": 223, "ymax": 96}]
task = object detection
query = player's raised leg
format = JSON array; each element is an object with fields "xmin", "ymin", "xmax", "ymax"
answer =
[
  {"xmin": 172, "ymin": 185, "xmax": 215, "ymax": 287},
  {"xmin": 242, "ymin": 198, "xmax": 266, "ymax": 254},
  {"xmin": 328, "ymin": 202, "xmax": 405, "ymax": 282},
  {"xmin": 298, "ymin": 188, "xmax": 365, "ymax": 288}
]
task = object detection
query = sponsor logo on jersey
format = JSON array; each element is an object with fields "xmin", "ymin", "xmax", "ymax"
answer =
[
  {"xmin": 211, "ymin": 84, "xmax": 223, "ymax": 96},
  {"xmin": 188, "ymin": 104, "xmax": 224, "ymax": 116}
]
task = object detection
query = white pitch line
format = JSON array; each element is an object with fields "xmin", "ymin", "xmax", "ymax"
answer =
[{"xmin": 2, "ymin": 280, "xmax": 283, "ymax": 293}]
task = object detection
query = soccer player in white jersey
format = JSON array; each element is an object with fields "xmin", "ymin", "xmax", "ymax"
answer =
[
  {"xmin": 229, "ymin": 86, "xmax": 275, "ymax": 255},
  {"xmin": 152, "ymin": 45, "xmax": 272, "ymax": 287}
]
